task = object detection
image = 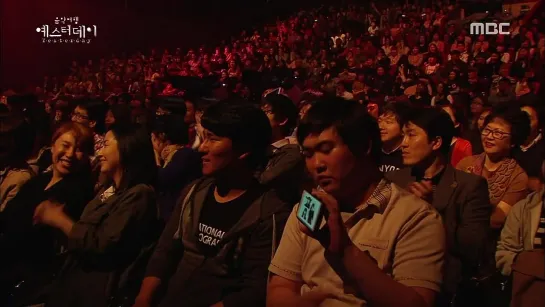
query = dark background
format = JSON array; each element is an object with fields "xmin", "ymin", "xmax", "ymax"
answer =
[{"xmin": 0, "ymin": 0, "xmax": 326, "ymax": 92}]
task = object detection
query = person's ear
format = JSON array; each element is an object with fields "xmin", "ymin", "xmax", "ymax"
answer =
[
  {"xmin": 89, "ymin": 120, "xmax": 96, "ymax": 129},
  {"xmin": 431, "ymin": 136, "xmax": 443, "ymax": 152},
  {"xmin": 238, "ymin": 152, "xmax": 250, "ymax": 161}
]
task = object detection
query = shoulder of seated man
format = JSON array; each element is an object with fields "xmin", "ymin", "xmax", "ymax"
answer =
[
  {"xmin": 389, "ymin": 183, "xmax": 441, "ymax": 217},
  {"xmin": 258, "ymin": 186, "xmax": 294, "ymax": 216}
]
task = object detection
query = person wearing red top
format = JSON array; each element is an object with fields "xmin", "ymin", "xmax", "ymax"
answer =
[{"xmin": 450, "ymin": 138, "xmax": 473, "ymax": 168}]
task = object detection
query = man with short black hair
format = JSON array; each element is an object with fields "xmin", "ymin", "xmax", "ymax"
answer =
[
  {"xmin": 268, "ymin": 98, "xmax": 445, "ymax": 307},
  {"xmin": 135, "ymin": 100, "xmax": 291, "ymax": 307},
  {"xmin": 155, "ymin": 97, "xmax": 187, "ymax": 117},
  {"xmin": 386, "ymin": 108, "xmax": 491, "ymax": 306}
]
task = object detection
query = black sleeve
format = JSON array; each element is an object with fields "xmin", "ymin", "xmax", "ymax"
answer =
[
  {"xmin": 222, "ymin": 209, "xmax": 291, "ymax": 307},
  {"xmin": 259, "ymin": 149, "xmax": 302, "ymax": 186},
  {"xmin": 144, "ymin": 181, "xmax": 195, "ymax": 280},
  {"xmin": 455, "ymin": 177, "xmax": 492, "ymax": 268},
  {"xmin": 67, "ymin": 185, "xmax": 157, "ymax": 256}
]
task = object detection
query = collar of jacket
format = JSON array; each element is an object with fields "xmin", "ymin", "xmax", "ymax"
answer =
[{"xmin": 174, "ymin": 177, "xmax": 283, "ymax": 253}]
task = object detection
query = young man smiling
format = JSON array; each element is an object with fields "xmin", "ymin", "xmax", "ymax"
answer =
[
  {"xmin": 71, "ymin": 99, "xmax": 107, "ymax": 155},
  {"xmin": 268, "ymin": 98, "xmax": 445, "ymax": 307},
  {"xmin": 378, "ymin": 102, "xmax": 411, "ymax": 173},
  {"xmin": 135, "ymin": 100, "xmax": 291, "ymax": 307}
]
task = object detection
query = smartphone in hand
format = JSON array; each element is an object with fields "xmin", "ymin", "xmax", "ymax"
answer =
[{"xmin": 297, "ymin": 190, "xmax": 324, "ymax": 232}]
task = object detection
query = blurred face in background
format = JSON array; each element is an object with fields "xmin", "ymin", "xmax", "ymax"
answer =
[
  {"xmin": 185, "ymin": 101, "xmax": 196, "ymax": 125},
  {"xmin": 477, "ymin": 110, "xmax": 491, "ymax": 130},
  {"xmin": 470, "ymin": 98, "xmax": 485, "ymax": 116},
  {"xmin": 378, "ymin": 112, "xmax": 402, "ymax": 144},
  {"xmin": 72, "ymin": 106, "xmax": 95, "ymax": 130},
  {"xmin": 105, "ymin": 110, "xmax": 115, "ymax": 129},
  {"xmin": 521, "ymin": 106, "xmax": 539, "ymax": 138}
]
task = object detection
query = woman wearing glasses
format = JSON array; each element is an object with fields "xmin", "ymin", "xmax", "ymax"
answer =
[{"xmin": 456, "ymin": 107, "xmax": 530, "ymax": 230}]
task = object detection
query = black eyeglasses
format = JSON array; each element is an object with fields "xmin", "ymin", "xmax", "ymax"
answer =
[
  {"xmin": 481, "ymin": 128, "xmax": 511, "ymax": 140},
  {"xmin": 71, "ymin": 112, "xmax": 89, "ymax": 121}
]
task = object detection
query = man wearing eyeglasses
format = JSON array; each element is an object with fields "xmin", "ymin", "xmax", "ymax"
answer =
[
  {"xmin": 386, "ymin": 108, "xmax": 491, "ymax": 307},
  {"xmin": 71, "ymin": 100, "xmax": 107, "ymax": 155},
  {"xmin": 259, "ymin": 94, "xmax": 305, "ymax": 205}
]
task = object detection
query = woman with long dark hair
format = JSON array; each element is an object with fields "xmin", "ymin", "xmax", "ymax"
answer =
[{"xmin": 33, "ymin": 124, "xmax": 160, "ymax": 307}]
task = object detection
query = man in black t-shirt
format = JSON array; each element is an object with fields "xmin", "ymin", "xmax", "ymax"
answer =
[
  {"xmin": 137, "ymin": 100, "xmax": 291, "ymax": 307},
  {"xmin": 378, "ymin": 102, "xmax": 411, "ymax": 173}
]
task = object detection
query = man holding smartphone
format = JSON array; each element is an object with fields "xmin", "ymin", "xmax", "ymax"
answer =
[{"xmin": 268, "ymin": 98, "xmax": 446, "ymax": 307}]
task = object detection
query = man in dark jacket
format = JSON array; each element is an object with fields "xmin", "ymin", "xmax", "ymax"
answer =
[
  {"xmin": 386, "ymin": 108, "xmax": 491, "ymax": 306},
  {"xmin": 134, "ymin": 100, "xmax": 291, "ymax": 307},
  {"xmin": 259, "ymin": 94, "xmax": 305, "ymax": 205}
]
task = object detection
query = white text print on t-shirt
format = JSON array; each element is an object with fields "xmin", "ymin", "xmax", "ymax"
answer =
[{"xmin": 198, "ymin": 223, "xmax": 226, "ymax": 247}]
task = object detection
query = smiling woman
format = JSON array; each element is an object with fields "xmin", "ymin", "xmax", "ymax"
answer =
[
  {"xmin": 31, "ymin": 124, "xmax": 160, "ymax": 307},
  {"xmin": 50, "ymin": 122, "xmax": 94, "ymax": 180},
  {"xmin": 1, "ymin": 122, "xmax": 95, "ymax": 306},
  {"xmin": 456, "ymin": 107, "xmax": 530, "ymax": 230}
]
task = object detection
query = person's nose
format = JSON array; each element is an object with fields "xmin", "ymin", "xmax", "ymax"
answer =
[
  {"xmin": 198, "ymin": 139, "xmax": 209, "ymax": 154},
  {"xmin": 65, "ymin": 146, "xmax": 75, "ymax": 158},
  {"xmin": 401, "ymin": 135, "xmax": 409, "ymax": 148},
  {"xmin": 312, "ymin": 153, "xmax": 327, "ymax": 174}
]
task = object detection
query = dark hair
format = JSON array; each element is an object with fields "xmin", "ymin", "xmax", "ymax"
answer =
[
  {"xmin": 262, "ymin": 94, "xmax": 298, "ymax": 136},
  {"xmin": 201, "ymin": 99, "xmax": 272, "ymax": 169},
  {"xmin": 438, "ymin": 102, "xmax": 466, "ymax": 137},
  {"xmin": 156, "ymin": 96, "xmax": 187, "ymax": 116},
  {"xmin": 152, "ymin": 114, "xmax": 189, "ymax": 145},
  {"xmin": 75, "ymin": 99, "xmax": 107, "ymax": 133},
  {"xmin": 108, "ymin": 104, "xmax": 132, "ymax": 128},
  {"xmin": 195, "ymin": 97, "xmax": 219, "ymax": 113},
  {"xmin": 0, "ymin": 111, "xmax": 35, "ymax": 163},
  {"xmin": 520, "ymin": 103, "xmax": 545, "ymax": 132},
  {"xmin": 76, "ymin": 99, "xmax": 107, "ymax": 122},
  {"xmin": 118, "ymin": 93, "xmax": 133, "ymax": 104},
  {"xmin": 297, "ymin": 98, "xmax": 381, "ymax": 162},
  {"xmin": 408, "ymin": 107, "xmax": 455, "ymax": 156},
  {"xmin": 483, "ymin": 107, "xmax": 531, "ymax": 148},
  {"xmin": 109, "ymin": 124, "xmax": 157, "ymax": 190},
  {"xmin": 380, "ymin": 101, "xmax": 412, "ymax": 127}
]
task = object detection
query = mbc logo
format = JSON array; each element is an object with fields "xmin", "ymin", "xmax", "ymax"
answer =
[{"xmin": 470, "ymin": 22, "xmax": 510, "ymax": 35}]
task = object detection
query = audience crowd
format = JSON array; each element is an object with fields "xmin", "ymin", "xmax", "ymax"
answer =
[{"xmin": 1, "ymin": 1, "xmax": 545, "ymax": 307}]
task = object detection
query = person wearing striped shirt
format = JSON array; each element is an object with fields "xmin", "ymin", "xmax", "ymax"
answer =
[{"xmin": 496, "ymin": 161, "xmax": 545, "ymax": 276}]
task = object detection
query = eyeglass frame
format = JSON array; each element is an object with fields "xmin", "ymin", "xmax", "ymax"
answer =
[
  {"xmin": 481, "ymin": 127, "xmax": 511, "ymax": 140},
  {"xmin": 71, "ymin": 111, "xmax": 89, "ymax": 121}
]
